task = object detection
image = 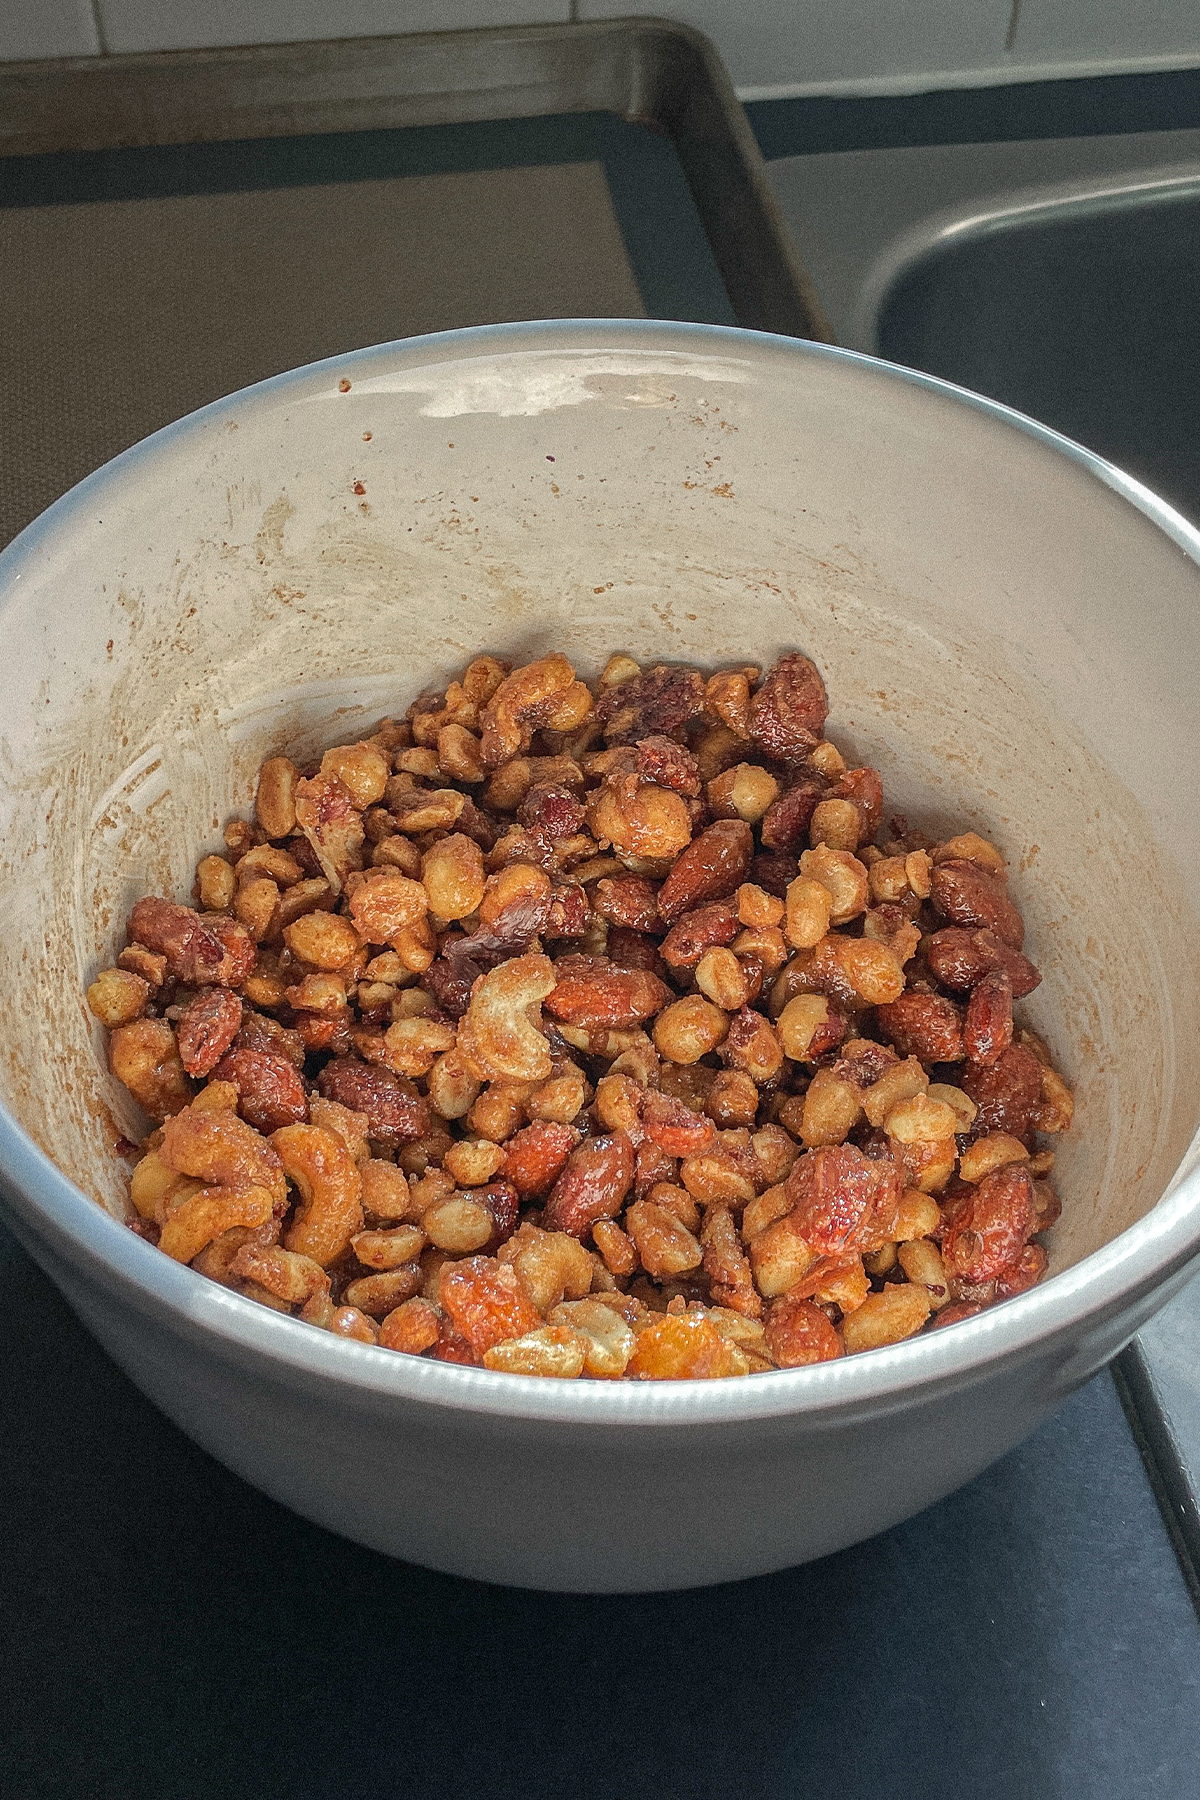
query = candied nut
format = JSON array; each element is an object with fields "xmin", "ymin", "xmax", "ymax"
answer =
[
  {"xmin": 502, "ymin": 1225, "xmax": 593, "ymax": 1312},
  {"xmin": 443, "ymin": 1138, "xmax": 507, "ymax": 1188},
  {"xmin": 996, "ymin": 1241, "xmax": 1049, "ymax": 1298},
  {"xmin": 422, "ymin": 834, "xmax": 486, "ymax": 921},
  {"xmin": 319, "ymin": 743, "xmax": 390, "ymax": 810},
  {"xmin": 276, "ymin": 877, "xmax": 336, "ymax": 930},
  {"xmin": 786, "ymin": 1143, "xmax": 900, "ymax": 1255},
  {"xmin": 737, "ymin": 883, "xmax": 784, "ymax": 929},
  {"xmin": 478, "ymin": 861, "xmax": 552, "ymax": 931},
  {"xmin": 1032, "ymin": 1066, "xmax": 1075, "ymax": 1134},
  {"xmin": 548, "ymin": 1297, "xmax": 636, "ymax": 1376},
  {"xmin": 750, "ymin": 1211, "xmax": 816, "ymax": 1298},
  {"xmin": 963, "ymin": 967, "xmax": 1013, "ymax": 1068},
  {"xmin": 234, "ymin": 876, "xmax": 280, "ymax": 942},
  {"xmin": 749, "ymin": 652, "xmax": 828, "ymax": 763},
  {"xmin": 437, "ymin": 723, "xmax": 486, "ymax": 784},
  {"xmin": 594, "ymin": 663, "xmax": 706, "ymax": 746},
  {"xmin": 544, "ymin": 954, "xmax": 670, "ymax": 1030},
  {"xmin": 544, "ymin": 1132, "xmax": 635, "ymax": 1237},
  {"xmin": 422, "ymin": 1046, "xmax": 480, "ymax": 1123},
  {"xmin": 701, "ymin": 1204, "xmax": 761, "ymax": 1317},
  {"xmin": 439, "ymin": 1255, "xmax": 542, "ymax": 1353},
  {"xmin": 958, "ymin": 1133, "xmax": 1029, "ymax": 1184},
  {"xmin": 128, "ymin": 898, "xmax": 255, "ymax": 988},
  {"xmin": 593, "ymin": 874, "xmax": 661, "ymax": 931},
  {"xmin": 592, "ymin": 1218, "xmax": 637, "ymax": 1277},
  {"xmin": 876, "ymin": 993, "xmax": 964, "ymax": 1064},
  {"xmin": 458, "ymin": 951, "xmax": 556, "ymax": 1083},
  {"xmin": 627, "ymin": 1311, "xmax": 741, "ymax": 1379},
  {"xmin": 256, "ymin": 756, "xmax": 299, "ymax": 838},
  {"xmin": 634, "ymin": 736, "xmax": 703, "ymax": 798},
  {"xmin": 653, "ymin": 996, "xmax": 729, "ymax": 1064},
  {"xmin": 372, "ymin": 836, "xmax": 424, "ymax": 875},
  {"xmin": 238, "ymin": 845, "xmax": 305, "ymax": 888},
  {"xmin": 810, "ymin": 797, "xmax": 861, "ymax": 853},
  {"xmin": 380, "ymin": 1017, "xmax": 457, "ymax": 1078},
  {"xmin": 479, "ymin": 653, "xmax": 579, "ymax": 765},
  {"xmin": 231, "ymin": 1242, "xmax": 328, "ymax": 1303},
  {"xmin": 841, "ymin": 1284, "xmax": 932, "ymax": 1352},
  {"xmin": 326, "ymin": 1305, "xmax": 379, "ymax": 1343},
  {"xmin": 798, "ymin": 846, "xmax": 869, "ymax": 925},
  {"xmin": 933, "ymin": 831, "xmax": 1007, "ymax": 875},
  {"xmin": 798, "ymin": 1068, "xmax": 863, "ymax": 1148},
  {"xmin": 109, "ymin": 1018, "xmax": 192, "ymax": 1119},
  {"xmin": 317, "ymin": 1058, "xmax": 431, "ymax": 1147},
  {"xmin": 117, "ymin": 945, "xmax": 167, "ymax": 988},
  {"xmin": 501, "ymin": 1120, "xmax": 578, "ymax": 1197},
  {"xmin": 352, "ymin": 1222, "xmax": 427, "ymax": 1269},
  {"xmin": 638, "ymin": 1089, "xmax": 714, "ymax": 1158},
  {"xmin": 656, "ymin": 819, "xmax": 753, "ymax": 924},
  {"xmin": 272, "ymin": 1122, "xmax": 364, "ymax": 1265},
  {"xmin": 922, "ymin": 927, "xmax": 1041, "ymax": 997},
  {"xmin": 599, "ymin": 652, "xmax": 640, "ymax": 689},
  {"xmin": 389, "ymin": 787, "xmax": 467, "ymax": 835},
  {"xmin": 741, "ymin": 1183, "xmax": 794, "ymax": 1243},
  {"xmin": 861, "ymin": 1057, "xmax": 929, "ymax": 1128},
  {"xmin": 626, "ymin": 1199, "xmax": 703, "ymax": 1278},
  {"xmin": 707, "ymin": 763, "xmax": 780, "ymax": 825},
  {"xmin": 468, "ymin": 1081, "xmax": 530, "ymax": 1142},
  {"xmin": 678, "ymin": 1142, "xmax": 757, "ymax": 1204},
  {"xmin": 525, "ymin": 1064, "xmax": 588, "ymax": 1124},
  {"xmin": 942, "ymin": 1163, "xmax": 1035, "ymax": 1283},
  {"xmin": 788, "ymin": 1249, "xmax": 869, "ymax": 1314},
  {"xmin": 760, "ymin": 780, "xmax": 826, "ymax": 852},
  {"xmin": 461, "ymin": 655, "xmax": 510, "ymax": 706},
  {"xmin": 359, "ymin": 1160, "xmax": 421, "ymax": 1222},
  {"xmin": 587, "ymin": 773, "xmax": 692, "ymax": 861},
  {"xmin": 765, "ymin": 1294, "xmax": 842, "ymax": 1366},
  {"xmin": 294, "ymin": 772, "xmax": 364, "ymax": 894},
  {"xmin": 346, "ymin": 868, "xmax": 428, "ymax": 945},
  {"xmin": 423, "ymin": 1195, "xmax": 494, "ymax": 1253},
  {"xmin": 885, "ymin": 1092, "xmax": 959, "ymax": 1144},
  {"xmin": 175, "ymin": 988, "xmax": 242, "ymax": 1078},
  {"xmin": 159, "ymin": 1184, "xmax": 276, "ymax": 1264},
  {"xmin": 482, "ymin": 1325, "xmax": 586, "ymax": 1377},
  {"xmin": 784, "ymin": 876, "xmax": 833, "ymax": 950},
  {"xmin": 893, "ymin": 1188, "xmax": 943, "ymax": 1239},
  {"xmin": 895, "ymin": 1238, "xmax": 952, "ymax": 1308},
  {"xmin": 706, "ymin": 669, "xmax": 752, "ymax": 736},
  {"xmin": 960, "ymin": 1043, "xmax": 1044, "ymax": 1138},
  {"xmin": 722, "ymin": 1006, "xmax": 785, "ymax": 1083},
  {"xmin": 813, "ymin": 934, "xmax": 905, "ymax": 1006},
  {"xmin": 283, "ymin": 910, "xmax": 361, "ymax": 971},
  {"xmin": 777, "ymin": 993, "xmax": 843, "ymax": 1063},
  {"xmin": 87, "ymin": 967, "xmax": 150, "ymax": 1029},
  {"xmin": 660, "ymin": 898, "xmax": 740, "ymax": 971},
  {"xmin": 695, "ymin": 946, "xmax": 753, "ymax": 1011},
  {"xmin": 594, "ymin": 1072, "xmax": 644, "ymax": 1139},
  {"xmin": 930, "ymin": 860, "xmax": 1024, "ymax": 949},
  {"xmin": 195, "ymin": 853, "xmax": 237, "ymax": 912},
  {"xmin": 926, "ymin": 1083, "xmax": 976, "ymax": 1132},
  {"xmin": 380, "ymin": 1296, "xmax": 442, "ymax": 1354},
  {"xmin": 343, "ymin": 1266, "xmax": 423, "ymax": 1317}
]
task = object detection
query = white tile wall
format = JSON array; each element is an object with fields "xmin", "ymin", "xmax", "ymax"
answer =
[
  {"xmin": 2, "ymin": 0, "xmax": 1199, "ymax": 97},
  {"xmin": 575, "ymin": 0, "xmax": 1012, "ymax": 97},
  {"xmin": 0, "ymin": 0, "xmax": 99, "ymax": 59},
  {"xmin": 96, "ymin": 0, "xmax": 566, "ymax": 56},
  {"xmin": 1014, "ymin": 0, "xmax": 1200, "ymax": 73}
]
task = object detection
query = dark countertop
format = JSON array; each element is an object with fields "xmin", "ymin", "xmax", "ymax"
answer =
[{"xmin": 4, "ymin": 1219, "xmax": 1199, "ymax": 1800}]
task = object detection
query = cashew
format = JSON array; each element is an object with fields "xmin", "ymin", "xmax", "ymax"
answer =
[
  {"xmin": 273, "ymin": 1122, "xmax": 364, "ymax": 1266},
  {"xmin": 457, "ymin": 951, "xmax": 557, "ymax": 1083},
  {"xmin": 160, "ymin": 1102, "xmax": 287, "ymax": 1205},
  {"xmin": 158, "ymin": 1184, "xmax": 276, "ymax": 1264}
]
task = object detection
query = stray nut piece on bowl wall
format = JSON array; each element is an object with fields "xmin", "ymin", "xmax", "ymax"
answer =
[
  {"xmin": 1, "ymin": 320, "xmax": 1200, "ymax": 1590},
  {"xmin": 91, "ymin": 645, "xmax": 1074, "ymax": 1379}
]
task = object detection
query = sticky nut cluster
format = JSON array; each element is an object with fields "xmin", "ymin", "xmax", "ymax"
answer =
[{"xmin": 89, "ymin": 648, "xmax": 1074, "ymax": 1379}]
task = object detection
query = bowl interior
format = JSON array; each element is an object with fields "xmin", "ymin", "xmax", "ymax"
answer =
[{"xmin": 3, "ymin": 323, "xmax": 1200, "ymax": 1282}]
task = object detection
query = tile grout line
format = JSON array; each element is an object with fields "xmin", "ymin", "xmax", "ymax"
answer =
[{"xmin": 90, "ymin": 0, "xmax": 110, "ymax": 55}]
